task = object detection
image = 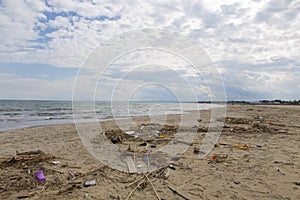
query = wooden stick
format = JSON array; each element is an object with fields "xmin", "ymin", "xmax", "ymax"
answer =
[
  {"xmin": 125, "ymin": 177, "xmax": 146, "ymax": 200},
  {"xmin": 146, "ymin": 175, "xmax": 161, "ymax": 200},
  {"xmin": 76, "ymin": 165, "xmax": 104, "ymax": 178},
  {"xmin": 167, "ymin": 185, "xmax": 190, "ymax": 200},
  {"xmin": 126, "ymin": 175, "xmax": 147, "ymax": 188}
]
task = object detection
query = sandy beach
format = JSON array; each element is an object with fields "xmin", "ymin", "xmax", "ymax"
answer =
[{"xmin": 0, "ymin": 104, "xmax": 299, "ymax": 200}]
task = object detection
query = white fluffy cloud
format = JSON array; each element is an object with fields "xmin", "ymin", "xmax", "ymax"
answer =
[{"xmin": 0, "ymin": 0, "xmax": 299, "ymax": 100}]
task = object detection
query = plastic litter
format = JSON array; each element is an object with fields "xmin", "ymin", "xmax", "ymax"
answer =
[
  {"xmin": 168, "ymin": 164, "xmax": 176, "ymax": 170},
  {"xmin": 84, "ymin": 180, "xmax": 97, "ymax": 187},
  {"xmin": 233, "ymin": 145, "xmax": 249, "ymax": 150},
  {"xmin": 150, "ymin": 144, "xmax": 157, "ymax": 148},
  {"xmin": 111, "ymin": 137, "xmax": 119, "ymax": 144},
  {"xmin": 124, "ymin": 131, "xmax": 135, "ymax": 135},
  {"xmin": 50, "ymin": 160, "xmax": 60, "ymax": 165},
  {"xmin": 143, "ymin": 157, "xmax": 148, "ymax": 162},
  {"xmin": 36, "ymin": 170, "xmax": 46, "ymax": 182}
]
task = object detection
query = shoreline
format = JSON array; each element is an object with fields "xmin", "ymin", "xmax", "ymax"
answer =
[{"xmin": 0, "ymin": 104, "xmax": 299, "ymax": 199}]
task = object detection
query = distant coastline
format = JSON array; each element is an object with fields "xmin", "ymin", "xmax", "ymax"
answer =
[{"xmin": 198, "ymin": 99, "xmax": 300, "ymax": 105}]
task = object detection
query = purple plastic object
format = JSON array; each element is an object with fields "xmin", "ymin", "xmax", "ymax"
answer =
[{"xmin": 36, "ymin": 170, "xmax": 46, "ymax": 182}]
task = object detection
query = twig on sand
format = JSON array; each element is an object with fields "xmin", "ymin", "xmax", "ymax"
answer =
[
  {"xmin": 167, "ymin": 185, "xmax": 190, "ymax": 200},
  {"xmin": 126, "ymin": 174, "xmax": 148, "ymax": 188},
  {"xmin": 0, "ymin": 186, "xmax": 7, "ymax": 191},
  {"xmin": 75, "ymin": 165, "xmax": 105, "ymax": 178},
  {"xmin": 145, "ymin": 174, "xmax": 161, "ymax": 200},
  {"xmin": 125, "ymin": 176, "xmax": 146, "ymax": 200}
]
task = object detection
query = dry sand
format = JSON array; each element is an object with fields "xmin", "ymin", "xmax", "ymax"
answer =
[{"xmin": 0, "ymin": 105, "xmax": 299, "ymax": 199}]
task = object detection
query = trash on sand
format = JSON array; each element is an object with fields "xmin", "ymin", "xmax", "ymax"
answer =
[
  {"xmin": 124, "ymin": 131, "xmax": 135, "ymax": 135},
  {"xmin": 194, "ymin": 148, "xmax": 200, "ymax": 154},
  {"xmin": 233, "ymin": 145, "xmax": 249, "ymax": 150},
  {"xmin": 143, "ymin": 157, "xmax": 148, "ymax": 162},
  {"xmin": 158, "ymin": 134, "xmax": 165, "ymax": 139},
  {"xmin": 84, "ymin": 180, "xmax": 97, "ymax": 187},
  {"xmin": 111, "ymin": 137, "xmax": 119, "ymax": 144},
  {"xmin": 168, "ymin": 164, "xmax": 176, "ymax": 170},
  {"xmin": 36, "ymin": 170, "xmax": 46, "ymax": 182},
  {"xmin": 50, "ymin": 160, "xmax": 60, "ymax": 165},
  {"xmin": 150, "ymin": 144, "xmax": 157, "ymax": 148},
  {"xmin": 294, "ymin": 182, "xmax": 300, "ymax": 186},
  {"xmin": 192, "ymin": 125, "xmax": 198, "ymax": 128},
  {"xmin": 234, "ymin": 180, "xmax": 240, "ymax": 184},
  {"xmin": 211, "ymin": 154, "xmax": 218, "ymax": 160},
  {"xmin": 194, "ymin": 147, "xmax": 205, "ymax": 155},
  {"xmin": 16, "ymin": 192, "xmax": 34, "ymax": 199},
  {"xmin": 125, "ymin": 157, "xmax": 137, "ymax": 174},
  {"xmin": 256, "ymin": 145, "xmax": 262, "ymax": 148},
  {"xmin": 139, "ymin": 142, "xmax": 147, "ymax": 146}
]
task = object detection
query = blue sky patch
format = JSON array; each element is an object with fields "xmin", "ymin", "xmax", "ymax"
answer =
[{"xmin": 0, "ymin": 62, "xmax": 78, "ymax": 81}]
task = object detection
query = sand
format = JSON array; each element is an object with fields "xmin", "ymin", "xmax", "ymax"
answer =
[{"xmin": 0, "ymin": 105, "xmax": 299, "ymax": 199}]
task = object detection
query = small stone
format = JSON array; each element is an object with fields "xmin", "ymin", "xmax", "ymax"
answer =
[{"xmin": 234, "ymin": 180, "xmax": 240, "ymax": 184}]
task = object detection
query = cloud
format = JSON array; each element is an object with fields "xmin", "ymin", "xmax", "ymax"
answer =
[{"xmin": 0, "ymin": 0, "xmax": 299, "ymax": 100}]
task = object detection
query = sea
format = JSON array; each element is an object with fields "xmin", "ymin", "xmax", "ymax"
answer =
[{"xmin": 0, "ymin": 100, "xmax": 220, "ymax": 131}]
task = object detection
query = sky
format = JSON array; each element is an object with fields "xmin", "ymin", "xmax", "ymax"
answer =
[{"xmin": 0, "ymin": 0, "xmax": 299, "ymax": 101}]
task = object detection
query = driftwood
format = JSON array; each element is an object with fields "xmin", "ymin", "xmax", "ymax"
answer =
[
  {"xmin": 146, "ymin": 174, "xmax": 161, "ymax": 200},
  {"xmin": 167, "ymin": 185, "xmax": 190, "ymax": 200},
  {"xmin": 16, "ymin": 150, "xmax": 45, "ymax": 155},
  {"xmin": 125, "ymin": 177, "xmax": 146, "ymax": 200}
]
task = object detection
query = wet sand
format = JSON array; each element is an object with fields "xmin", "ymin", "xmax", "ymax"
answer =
[{"xmin": 0, "ymin": 105, "xmax": 299, "ymax": 199}]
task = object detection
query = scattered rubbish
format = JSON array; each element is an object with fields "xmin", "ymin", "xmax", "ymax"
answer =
[
  {"xmin": 111, "ymin": 137, "xmax": 119, "ymax": 144},
  {"xmin": 168, "ymin": 164, "xmax": 176, "ymax": 170},
  {"xmin": 125, "ymin": 157, "xmax": 137, "ymax": 174},
  {"xmin": 256, "ymin": 145, "xmax": 262, "ymax": 148},
  {"xmin": 16, "ymin": 149, "xmax": 45, "ymax": 156},
  {"xmin": 16, "ymin": 192, "xmax": 34, "ymax": 199},
  {"xmin": 136, "ymin": 164, "xmax": 144, "ymax": 168},
  {"xmin": 208, "ymin": 154, "xmax": 228, "ymax": 164},
  {"xmin": 257, "ymin": 116, "xmax": 264, "ymax": 121},
  {"xmin": 158, "ymin": 134, "xmax": 164, "ymax": 139},
  {"xmin": 150, "ymin": 144, "xmax": 157, "ymax": 148},
  {"xmin": 36, "ymin": 170, "xmax": 46, "ymax": 182},
  {"xmin": 192, "ymin": 125, "xmax": 198, "ymax": 128},
  {"xmin": 84, "ymin": 180, "xmax": 97, "ymax": 187},
  {"xmin": 233, "ymin": 145, "xmax": 249, "ymax": 150},
  {"xmin": 197, "ymin": 119, "xmax": 202, "ymax": 122},
  {"xmin": 68, "ymin": 171, "xmax": 76, "ymax": 180},
  {"xmin": 193, "ymin": 148, "xmax": 200, "ymax": 154},
  {"xmin": 193, "ymin": 148, "xmax": 206, "ymax": 155},
  {"xmin": 234, "ymin": 180, "xmax": 240, "ymax": 184},
  {"xmin": 139, "ymin": 142, "xmax": 147, "ymax": 146},
  {"xmin": 219, "ymin": 143, "xmax": 228, "ymax": 146},
  {"xmin": 143, "ymin": 157, "xmax": 148, "ymax": 162},
  {"xmin": 124, "ymin": 131, "xmax": 135, "ymax": 135},
  {"xmin": 50, "ymin": 160, "xmax": 60, "ymax": 165},
  {"xmin": 294, "ymin": 182, "xmax": 300, "ymax": 186}
]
